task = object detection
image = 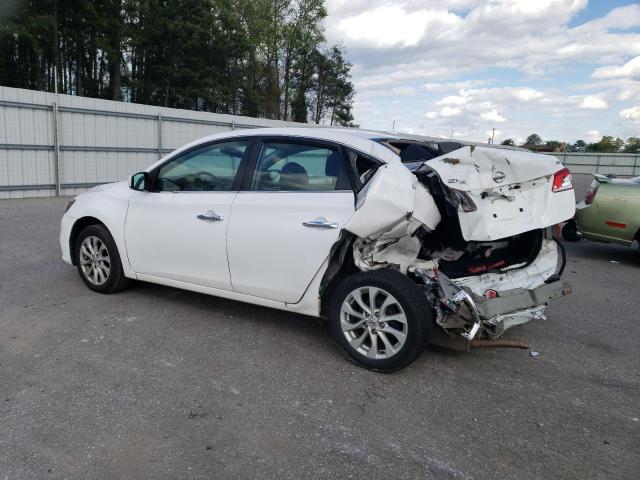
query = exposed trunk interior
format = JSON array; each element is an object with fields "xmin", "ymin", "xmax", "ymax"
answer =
[
  {"xmin": 412, "ymin": 166, "xmax": 544, "ymax": 278},
  {"xmin": 417, "ymin": 226, "xmax": 543, "ymax": 278}
]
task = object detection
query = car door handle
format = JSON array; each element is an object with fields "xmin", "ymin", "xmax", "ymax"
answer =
[
  {"xmin": 197, "ymin": 210, "xmax": 223, "ymax": 222},
  {"xmin": 303, "ymin": 217, "xmax": 339, "ymax": 229}
]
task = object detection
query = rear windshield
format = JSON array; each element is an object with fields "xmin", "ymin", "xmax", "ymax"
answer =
[{"xmin": 376, "ymin": 140, "xmax": 441, "ymax": 163}]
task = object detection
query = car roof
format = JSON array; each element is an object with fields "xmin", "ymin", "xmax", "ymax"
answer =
[
  {"xmin": 153, "ymin": 127, "xmax": 401, "ymax": 170},
  {"xmin": 197, "ymin": 126, "xmax": 397, "ymax": 143}
]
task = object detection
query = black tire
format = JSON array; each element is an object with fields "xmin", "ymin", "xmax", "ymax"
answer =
[
  {"xmin": 75, "ymin": 224, "xmax": 130, "ymax": 294},
  {"xmin": 328, "ymin": 269, "xmax": 432, "ymax": 372},
  {"xmin": 561, "ymin": 220, "xmax": 581, "ymax": 242}
]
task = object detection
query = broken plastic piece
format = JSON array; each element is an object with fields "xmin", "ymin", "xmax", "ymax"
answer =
[{"xmin": 461, "ymin": 321, "xmax": 480, "ymax": 341}]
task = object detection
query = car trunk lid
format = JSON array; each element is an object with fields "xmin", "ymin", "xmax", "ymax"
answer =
[{"xmin": 416, "ymin": 146, "xmax": 576, "ymax": 241}]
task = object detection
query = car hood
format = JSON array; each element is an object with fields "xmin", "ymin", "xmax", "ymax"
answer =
[{"xmin": 85, "ymin": 181, "xmax": 129, "ymax": 193}]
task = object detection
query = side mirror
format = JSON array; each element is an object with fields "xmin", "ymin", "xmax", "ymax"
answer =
[{"xmin": 130, "ymin": 172, "xmax": 149, "ymax": 191}]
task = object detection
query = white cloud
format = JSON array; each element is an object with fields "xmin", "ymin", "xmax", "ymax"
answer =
[
  {"xmin": 330, "ymin": 2, "xmax": 640, "ymax": 78},
  {"xmin": 421, "ymin": 79, "xmax": 489, "ymax": 92},
  {"xmin": 441, "ymin": 106, "xmax": 463, "ymax": 117},
  {"xmin": 436, "ymin": 95, "xmax": 468, "ymax": 106},
  {"xmin": 481, "ymin": 110, "xmax": 506, "ymax": 122},
  {"xmin": 579, "ymin": 4, "xmax": 640, "ymax": 31},
  {"xmin": 354, "ymin": 62, "xmax": 462, "ymax": 92},
  {"xmin": 586, "ymin": 130, "xmax": 601, "ymax": 141},
  {"xmin": 580, "ymin": 95, "xmax": 608, "ymax": 109},
  {"xmin": 513, "ymin": 88, "xmax": 544, "ymax": 102},
  {"xmin": 329, "ymin": 1, "xmax": 640, "ymax": 143},
  {"xmin": 388, "ymin": 86, "xmax": 417, "ymax": 96},
  {"xmin": 592, "ymin": 56, "xmax": 640, "ymax": 80},
  {"xmin": 336, "ymin": 5, "xmax": 460, "ymax": 48},
  {"xmin": 576, "ymin": 77, "xmax": 640, "ymax": 102},
  {"xmin": 620, "ymin": 106, "xmax": 640, "ymax": 122}
]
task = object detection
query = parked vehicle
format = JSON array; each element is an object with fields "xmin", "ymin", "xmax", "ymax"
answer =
[
  {"xmin": 60, "ymin": 128, "xmax": 575, "ymax": 370},
  {"xmin": 563, "ymin": 174, "xmax": 640, "ymax": 251}
]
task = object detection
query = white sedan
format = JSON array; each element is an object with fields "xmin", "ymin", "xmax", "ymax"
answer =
[{"xmin": 61, "ymin": 128, "xmax": 575, "ymax": 370}]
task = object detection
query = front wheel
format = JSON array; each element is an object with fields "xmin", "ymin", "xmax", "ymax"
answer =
[
  {"xmin": 329, "ymin": 269, "xmax": 431, "ymax": 372},
  {"xmin": 75, "ymin": 224, "xmax": 129, "ymax": 294}
]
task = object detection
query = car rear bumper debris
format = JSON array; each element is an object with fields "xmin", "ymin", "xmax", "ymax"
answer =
[
  {"xmin": 475, "ymin": 281, "xmax": 571, "ymax": 338},
  {"xmin": 424, "ymin": 237, "xmax": 571, "ymax": 348}
]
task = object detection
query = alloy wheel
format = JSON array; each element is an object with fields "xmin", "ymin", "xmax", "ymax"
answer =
[
  {"xmin": 79, "ymin": 235, "xmax": 111, "ymax": 286},
  {"xmin": 339, "ymin": 286, "xmax": 408, "ymax": 359}
]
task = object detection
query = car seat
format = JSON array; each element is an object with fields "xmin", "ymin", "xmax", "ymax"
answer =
[{"xmin": 279, "ymin": 162, "xmax": 309, "ymax": 190}]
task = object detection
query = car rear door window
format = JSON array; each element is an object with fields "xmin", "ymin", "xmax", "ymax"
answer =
[
  {"xmin": 156, "ymin": 140, "xmax": 248, "ymax": 192},
  {"xmin": 250, "ymin": 141, "xmax": 350, "ymax": 191}
]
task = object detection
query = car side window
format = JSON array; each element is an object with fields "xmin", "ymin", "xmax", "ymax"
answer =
[
  {"xmin": 156, "ymin": 140, "xmax": 248, "ymax": 192},
  {"xmin": 346, "ymin": 149, "xmax": 381, "ymax": 192},
  {"xmin": 250, "ymin": 141, "xmax": 351, "ymax": 191}
]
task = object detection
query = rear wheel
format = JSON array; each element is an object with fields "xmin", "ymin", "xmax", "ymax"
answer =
[
  {"xmin": 329, "ymin": 269, "xmax": 431, "ymax": 371},
  {"xmin": 75, "ymin": 224, "xmax": 129, "ymax": 294},
  {"xmin": 561, "ymin": 220, "xmax": 581, "ymax": 242}
]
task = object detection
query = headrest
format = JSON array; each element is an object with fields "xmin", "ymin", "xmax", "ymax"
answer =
[
  {"xmin": 281, "ymin": 162, "xmax": 307, "ymax": 176},
  {"xmin": 325, "ymin": 152, "xmax": 341, "ymax": 177}
]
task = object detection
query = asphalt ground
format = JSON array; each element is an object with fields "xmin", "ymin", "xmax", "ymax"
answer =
[{"xmin": 1, "ymin": 186, "xmax": 639, "ymax": 479}]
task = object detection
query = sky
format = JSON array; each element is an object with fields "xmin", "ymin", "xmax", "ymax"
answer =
[{"xmin": 325, "ymin": 0, "xmax": 640, "ymax": 144}]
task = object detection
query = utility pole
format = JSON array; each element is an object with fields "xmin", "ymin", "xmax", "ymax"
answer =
[
  {"xmin": 491, "ymin": 128, "xmax": 495, "ymax": 144},
  {"xmin": 392, "ymin": 120, "xmax": 396, "ymax": 132}
]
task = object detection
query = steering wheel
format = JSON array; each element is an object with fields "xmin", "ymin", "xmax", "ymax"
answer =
[
  {"xmin": 193, "ymin": 171, "xmax": 218, "ymax": 190},
  {"xmin": 158, "ymin": 176, "xmax": 181, "ymax": 191}
]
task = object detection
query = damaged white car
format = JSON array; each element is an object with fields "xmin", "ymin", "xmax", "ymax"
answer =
[{"xmin": 60, "ymin": 128, "xmax": 575, "ymax": 371}]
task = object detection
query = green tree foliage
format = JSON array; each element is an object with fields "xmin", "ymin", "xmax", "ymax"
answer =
[
  {"xmin": 525, "ymin": 133, "xmax": 542, "ymax": 145},
  {"xmin": 567, "ymin": 139, "xmax": 587, "ymax": 152},
  {"xmin": 623, "ymin": 137, "xmax": 640, "ymax": 154},
  {"xmin": 0, "ymin": 0, "xmax": 356, "ymax": 125},
  {"xmin": 501, "ymin": 138, "xmax": 515, "ymax": 146},
  {"xmin": 545, "ymin": 140, "xmax": 564, "ymax": 150},
  {"xmin": 585, "ymin": 136, "xmax": 625, "ymax": 153}
]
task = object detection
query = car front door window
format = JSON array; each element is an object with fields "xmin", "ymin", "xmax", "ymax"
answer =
[{"xmin": 156, "ymin": 141, "xmax": 248, "ymax": 192}]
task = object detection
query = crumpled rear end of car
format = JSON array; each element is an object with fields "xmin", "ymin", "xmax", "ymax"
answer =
[{"xmin": 339, "ymin": 144, "xmax": 575, "ymax": 347}]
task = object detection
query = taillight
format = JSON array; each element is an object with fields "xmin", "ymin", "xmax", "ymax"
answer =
[
  {"xmin": 585, "ymin": 181, "xmax": 599, "ymax": 205},
  {"xmin": 452, "ymin": 189, "xmax": 477, "ymax": 212},
  {"xmin": 552, "ymin": 168, "xmax": 573, "ymax": 192}
]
